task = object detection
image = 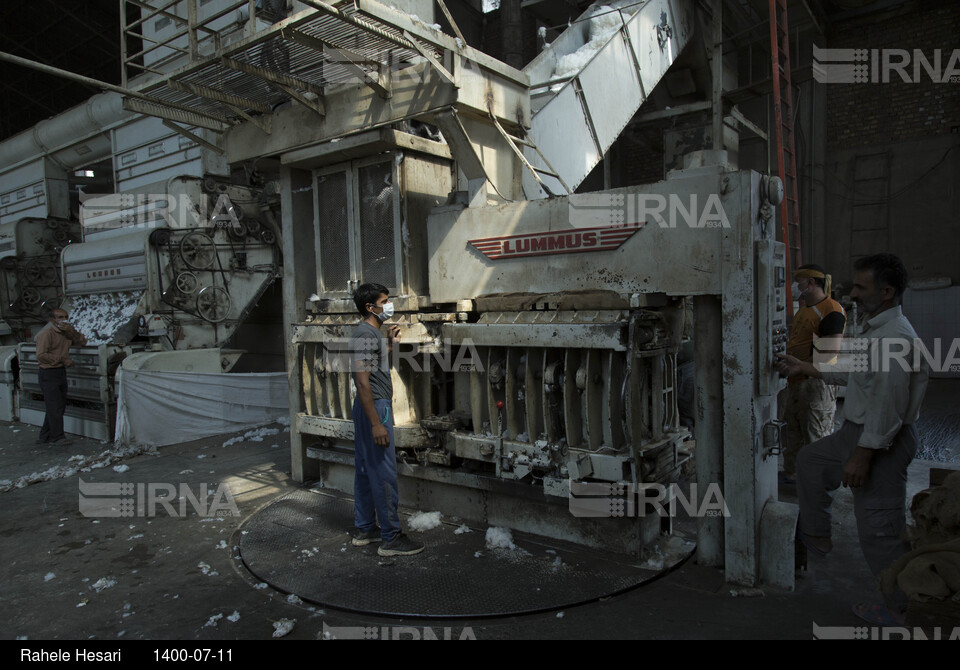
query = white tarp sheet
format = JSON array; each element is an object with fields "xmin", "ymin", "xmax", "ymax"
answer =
[{"xmin": 115, "ymin": 368, "xmax": 289, "ymax": 447}]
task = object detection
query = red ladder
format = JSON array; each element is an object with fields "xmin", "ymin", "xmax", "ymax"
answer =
[{"xmin": 769, "ymin": 0, "xmax": 802, "ymax": 317}]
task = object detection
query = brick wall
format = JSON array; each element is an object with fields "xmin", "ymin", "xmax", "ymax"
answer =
[{"xmin": 826, "ymin": 0, "xmax": 960, "ymax": 150}]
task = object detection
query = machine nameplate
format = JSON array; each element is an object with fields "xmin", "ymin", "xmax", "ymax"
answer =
[{"xmin": 469, "ymin": 223, "xmax": 643, "ymax": 260}]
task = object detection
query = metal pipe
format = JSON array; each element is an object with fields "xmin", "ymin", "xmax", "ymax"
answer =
[
  {"xmin": 120, "ymin": 0, "xmax": 128, "ymax": 87},
  {"xmin": 712, "ymin": 2, "xmax": 723, "ymax": 151},
  {"xmin": 0, "ymin": 90, "xmax": 129, "ymax": 172},
  {"xmin": 810, "ymin": 82, "xmax": 816, "ymax": 270},
  {"xmin": 0, "ymin": 51, "xmax": 230, "ymax": 126}
]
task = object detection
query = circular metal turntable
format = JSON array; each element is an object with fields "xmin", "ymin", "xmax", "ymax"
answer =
[{"xmin": 237, "ymin": 489, "xmax": 694, "ymax": 619}]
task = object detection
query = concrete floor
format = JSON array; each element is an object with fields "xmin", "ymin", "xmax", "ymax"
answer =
[{"xmin": 1, "ymin": 382, "xmax": 958, "ymax": 640}]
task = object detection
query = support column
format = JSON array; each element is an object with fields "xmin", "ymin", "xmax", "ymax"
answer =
[
  {"xmin": 712, "ymin": 3, "xmax": 723, "ymax": 152},
  {"xmin": 501, "ymin": 0, "xmax": 523, "ymax": 70},
  {"xmin": 281, "ymin": 165, "xmax": 320, "ymax": 483},
  {"xmin": 694, "ymin": 295, "xmax": 723, "ymax": 566}
]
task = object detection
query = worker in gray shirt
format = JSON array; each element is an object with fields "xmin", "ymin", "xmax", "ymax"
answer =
[
  {"xmin": 348, "ymin": 283, "xmax": 424, "ymax": 557},
  {"xmin": 778, "ymin": 253, "xmax": 929, "ymax": 626}
]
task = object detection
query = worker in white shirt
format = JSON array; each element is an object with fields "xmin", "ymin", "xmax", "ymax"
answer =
[{"xmin": 778, "ymin": 253, "xmax": 929, "ymax": 626}]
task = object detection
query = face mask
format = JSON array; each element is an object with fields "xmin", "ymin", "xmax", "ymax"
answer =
[
  {"xmin": 791, "ymin": 282, "xmax": 801, "ymax": 300},
  {"xmin": 375, "ymin": 301, "xmax": 394, "ymax": 322}
]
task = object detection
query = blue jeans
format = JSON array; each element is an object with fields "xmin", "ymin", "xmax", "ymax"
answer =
[
  {"xmin": 353, "ymin": 398, "xmax": 401, "ymax": 541},
  {"xmin": 38, "ymin": 367, "xmax": 68, "ymax": 443}
]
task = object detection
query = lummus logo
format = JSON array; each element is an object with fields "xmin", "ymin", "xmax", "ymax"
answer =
[
  {"xmin": 468, "ymin": 224, "xmax": 641, "ymax": 260},
  {"xmin": 813, "ymin": 45, "xmax": 960, "ymax": 84}
]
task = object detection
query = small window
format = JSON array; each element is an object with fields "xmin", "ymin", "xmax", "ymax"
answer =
[{"xmin": 313, "ymin": 157, "xmax": 401, "ymax": 296}]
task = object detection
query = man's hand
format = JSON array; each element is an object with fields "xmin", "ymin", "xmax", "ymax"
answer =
[
  {"xmin": 60, "ymin": 322, "xmax": 86, "ymax": 346},
  {"xmin": 776, "ymin": 352, "xmax": 804, "ymax": 377},
  {"xmin": 776, "ymin": 352, "xmax": 822, "ymax": 379},
  {"xmin": 372, "ymin": 422, "xmax": 389, "ymax": 446},
  {"xmin": 385, "ymin": 325, "xmax": 400, "ymax": 352},
  {"xmin": 842, "ymin": 447, "xmax": 874, "ymax": 488},
  {"xmin": 63, "ymin": 358, "xmax": 75, "ymax": 368}
]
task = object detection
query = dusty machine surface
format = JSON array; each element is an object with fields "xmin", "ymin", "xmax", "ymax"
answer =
[
  {"xmin": 90, "ymin": 0, "xmax": 796, "ymax": 586},
  {"xmin": 264, "ymin": 0, "xmax": 790, "ymax": 586},
  {"xmin": 291, "ymin": 152, "xmax": 788, "ymax": 576},
  {"xmin": 0, "ymin": 217, "xmax": 83, "ymax": 422},
  {"xmin": 16, "ymin": 175, "xmax": 281, "ymax": 440},
  {"xmin": 0, "ymin": 217, "xmax": 82, "ymax": 342}
]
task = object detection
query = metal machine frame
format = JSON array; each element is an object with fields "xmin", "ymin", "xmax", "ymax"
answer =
[
  {"xmin": 284, "ymin": 145, "xmax": 794, "ymax": 584},
  {"xmin": 53, "ymin": 0, "xmax": 800, "ymax": 586}
]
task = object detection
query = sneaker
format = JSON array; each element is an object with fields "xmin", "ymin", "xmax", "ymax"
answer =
[
  {"xmin": 377, "ymin": 533, "xmax": 424, "ymax": 557},
  {"xmin": 351, "ymin": 528, "xmax": 382, "ymax": 546},
  {"xmin": 51, "ymin": 438, "xmax": 73, "ymax": 446}
]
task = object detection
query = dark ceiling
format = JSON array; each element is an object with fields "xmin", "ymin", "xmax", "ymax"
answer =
[
  {"xmin": 0, "ymin": 0, "xmax": 124, "ymax": 142},
  {"xmin": 0, "ymin": 0, "xmax": 916, "ymax": 144}
]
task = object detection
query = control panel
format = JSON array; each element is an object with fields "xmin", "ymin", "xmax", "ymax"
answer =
[{"xmin": 756, "ymin": 239, "xmax": 787, "ymax": 396}]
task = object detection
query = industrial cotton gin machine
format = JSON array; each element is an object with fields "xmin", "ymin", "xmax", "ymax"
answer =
[{"xmin": 17, "ymin": 176, "xmax": 281, "ymax": 440}]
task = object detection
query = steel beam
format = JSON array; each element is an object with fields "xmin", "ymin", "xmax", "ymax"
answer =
[
  {"xmin": 283, "ymin": 29, "xmax": 391, "ymax": 99},
  {"xmin": 161, "ymin": 120, "xmax": 224, "ymax": 155},
  {"xmin": 167, "ymin": 79, "xmax": 273, "ymax": 114},
  {"xmin": 403, "ymin": 30, "xmax": 455, "ymax": 85},
  {"xmin": 0, "ymin": 50, "xmax": 232, "ymax": 129},
  {"xmin": 220, "ymin": 55, "xmax": 325, "ymax": 98},
  {"xmin": 123, "ymin": 98, "xmax": 228, "ymax": 132}
]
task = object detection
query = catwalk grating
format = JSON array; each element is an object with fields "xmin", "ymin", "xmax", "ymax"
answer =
[{"xmin": 134, "ymin": 3, "xmax": 439, "ymax": 125}]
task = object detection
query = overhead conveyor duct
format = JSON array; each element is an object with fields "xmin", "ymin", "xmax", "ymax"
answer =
[
  {"xmin": 521, "ymin": 0, "xmax": 695, "ymax": 198},
  {"xmin": 0, "ymin": 92, "xmax": 130, "ymax": 173}
]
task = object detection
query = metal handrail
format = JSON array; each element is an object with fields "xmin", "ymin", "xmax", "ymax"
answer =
[
  {"xmin": 122, "ymin": 0, "xmax": 250, "ymax": 71},
  {"xmin": 124, "ymin": 0, "xmax": 198, "ymax": 33}
]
